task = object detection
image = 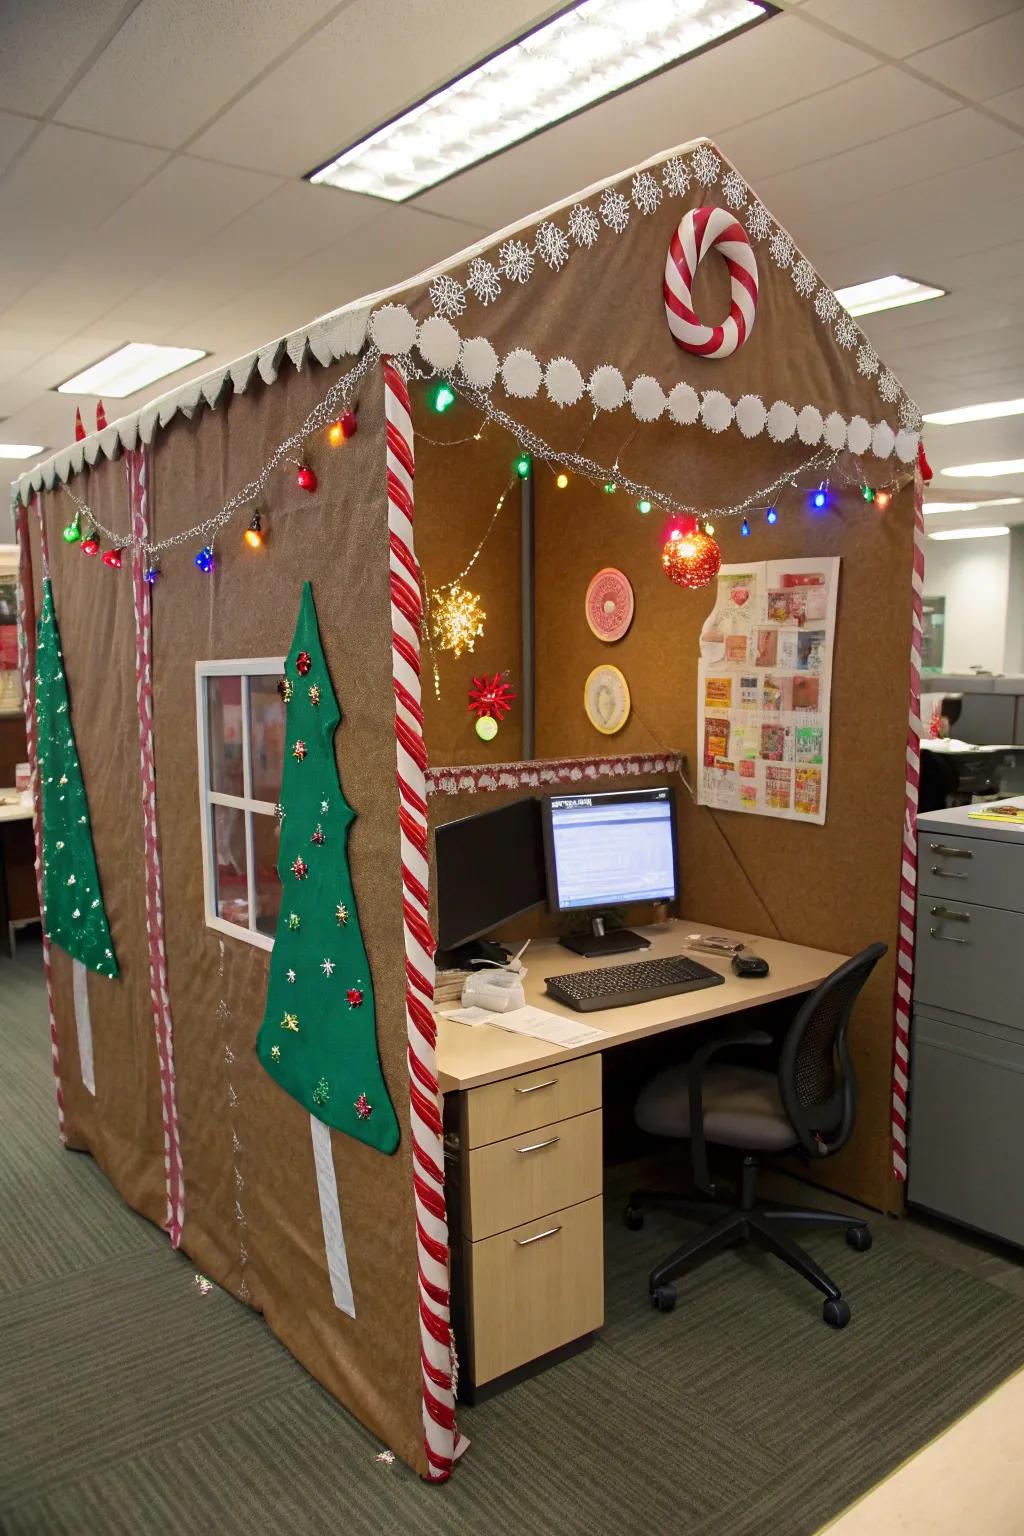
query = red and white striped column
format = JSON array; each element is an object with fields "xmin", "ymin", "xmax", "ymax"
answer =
[
  {"xmin": 126, "ymin": 448, "xmax": 186, "ymax": 1245},
  {"xmin": 383, "ymin": 358, "xmax": 459, "ymax": 1481},
  {"xmin": 891, "ymin": 465, "xmax": 925, "ymax": 1180}
]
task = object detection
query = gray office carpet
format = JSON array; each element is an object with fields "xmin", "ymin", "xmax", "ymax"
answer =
[{"xmin": 3, "ymin": 943, "xmax": 1024, "ymax": 1536}]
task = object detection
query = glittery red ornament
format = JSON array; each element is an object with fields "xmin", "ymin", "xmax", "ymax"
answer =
[
  {"xmin": 81, "ymin": 534, "xmax": 100, "ymax": 557},
  {"xmin": 296, "ymin": 650, "xmax": 312, "ymax": 676},
  {"xmin": 354, "ymin": 1092, "xmax": 372, "ymax": 1119},
  {"xmin": 311, "ymin": 824, "xmax": 326, "ymax": 846},
  {"xmin": 661, "ymin": 528, "xmax": 721, "ymax": 591},
  {"xmin": 296, "ymin": 464, "xmax": 317, "ymax": 493},
  {"xmin": 468, "ymin": 671, "xmax": 516, "ymax": 722},
  {"xmin": 101, "ymin": 547, "xmax": 122, "ymax": 569},
  {"xmin": 291, "ymin": 856, "xmax": 309, "ymax": 880},
  {"xmin": 347, "ymin": 987, "xmax": 364, "ymax": 1009}
]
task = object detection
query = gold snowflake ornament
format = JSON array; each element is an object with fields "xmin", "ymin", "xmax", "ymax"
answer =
[{"xmin": 431, "ymin": 583, "xmax": 485, "ymax": 658}]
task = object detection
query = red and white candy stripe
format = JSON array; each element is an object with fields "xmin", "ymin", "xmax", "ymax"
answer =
[
  {"xmin": 383, "ymin": 358, "xmax": 459, "ymax": 1481},
  {"xmin": 664, "ymin": 205, "xmax": 758, "ymax": 358},
  {"xmin": 126, "ymin": 448, "xmax": 186, "ymax": 1244},
  {"xmin": 891, "ymin": 465, "xmax": 925, "ymax": 1179}
]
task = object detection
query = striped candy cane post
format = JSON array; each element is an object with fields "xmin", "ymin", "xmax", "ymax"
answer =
[
  {"xmin": 664, "ymin": 205, "xmax": 759, "ymax": 358},
  {"xmin": 891, "ymin": 465, "xmax": 925, "ymax": 1180},
  {"xmin": 16, "ymin": 495, "xmax": 64, "ymax": 1140},
  {"xmin": 126, "ymin": 448, "xmax": 186, "ymax": 1245},
  {"xmin": 383, "ymin": 358, "xmax": 459, "ymax": 1482}
]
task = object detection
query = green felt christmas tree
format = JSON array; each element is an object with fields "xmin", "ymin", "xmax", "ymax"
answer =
[
  {"xmin": 35, "ymin": 578, "xmax": 118, "ymax": 978},
  {"xmin": 256, "ymin": 582, "xmax": 399, "ymax": 1154}
]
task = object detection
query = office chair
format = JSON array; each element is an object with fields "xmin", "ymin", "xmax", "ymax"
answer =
[{"xmin": 625, "ymin": 943, "xmax": 887, "ymax": 1329}]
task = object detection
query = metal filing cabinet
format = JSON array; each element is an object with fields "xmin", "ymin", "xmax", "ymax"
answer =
[{"xmin": 908, "ymin": 800, "xmax": 1024, "ymax": 1247}]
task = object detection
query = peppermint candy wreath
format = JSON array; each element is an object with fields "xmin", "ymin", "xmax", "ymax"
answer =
[{"xmin": 664, "ymin": 206, "xmax": 759, "ymax": 359}]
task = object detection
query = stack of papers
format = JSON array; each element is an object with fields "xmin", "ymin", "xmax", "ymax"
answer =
[{"xmin": 440, "ymin": 1004, "xmax": 604, "ymax": 1048}]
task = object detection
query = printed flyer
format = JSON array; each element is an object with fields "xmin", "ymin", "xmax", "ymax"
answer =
[{"xmin": 696, "ymin": 556, "xmax": 840, "ymax": 825}]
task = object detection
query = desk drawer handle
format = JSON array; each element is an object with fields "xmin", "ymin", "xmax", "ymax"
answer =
[
  {"xmin": 930, "ymin": 866, "xmax": 967, "ymax": 880},
  {"xmin": 929, "ymin": 843, "xmax": 972, "ymax": 859},
  {"xmin": 515, "ymin": 1136, "xmax": 560, "ymax": 1154},
  {"xmin": 930, "ymin": 906, "xmax": 970, "ymax": 922},
  {"xmin": 514, "ymin": 1079, "xmax": 557, "ymax": 1095},
  {"xmin": 929, "ymin": 926, "xmax": 968, "ymax": 944},
  {"xmin": 515, "ymin": 1225, "xmax": 562, "ymax": 1247}
]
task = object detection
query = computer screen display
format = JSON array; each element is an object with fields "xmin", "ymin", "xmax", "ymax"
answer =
[
  {"xmin": 435, "ymin": 797, "xmax": 547, "ymax": 951},
  {"xmin": 542, "ymin": 787, "xmax": 678, "ymax": 912}
]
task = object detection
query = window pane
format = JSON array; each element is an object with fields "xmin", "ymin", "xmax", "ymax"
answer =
[
  {"xmin": 253, "ymin": 810, "xmax": 282, "ymax": 937},
  {"xmin": 208, "ymin": 676, "xmax": 245, "ymax": 796},
  {"xmin": 250, "ymin": 674, "xmax": 286, "ymax": 804},
  {"xmin": 212, "ymin": 802, "xmax": 249, "ymax": 927}
]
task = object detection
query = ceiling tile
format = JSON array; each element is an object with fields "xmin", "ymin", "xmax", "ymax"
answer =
[
  {"xmin": 0, "ymin": 0, "xmax": 130, "ymax": 116},
  {"xmin": 799, "ymin": 0, "xmax": 1024, "ymax": 61},
  {"xmin": 986, "ymin": 84, "xmax": 1024, "ymax": 126},
  {"xmin": 0, "ymin": 112, "xmax": 38, "ymax": 177},
  {"xmin": 906, "ymin": 9, "xmax": 1024, "ymax": 99}
]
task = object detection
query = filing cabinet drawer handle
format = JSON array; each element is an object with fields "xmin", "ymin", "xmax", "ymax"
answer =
[
  {"xmin": 930, "ymin": 866, "xmax": 967, "ymax": 879},
  {"xmin": 515, "ymin": 1136, "xmax": 561, "ymax": 1154},
  {"xmin": 514, "ymin": 1225, "xmax": 562, "ymax": 1246},
  {"xmin": 929, "ymin": 843, "xmax": 972, "ymax": 859},
  {"xmin": 514, "ymin": 1079, "xmax": 558, "ymax": 1095},
  {"xmin": 929, "ymin": 926, "xmax": 968, "ymax": 944},
  {"xmin": 929, "ymin": 906, "xmax": 970, "ymax": 922}
]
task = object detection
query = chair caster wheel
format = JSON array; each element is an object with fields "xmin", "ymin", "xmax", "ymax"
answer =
[
  {"xmin": 651, "ymin": 1285, "xmax": 677, "ymax": 1313},
  {"xmin": 624, "ymin": 1204, "xmax": 644, "ymax": 1231},
  {"xmin": 846, "ymin": 1224, "xmax": 872, "ymax": 1252},
  {"xmin": 823, "ymin": 1297, "xmax": 851, "ymax": 1329}
]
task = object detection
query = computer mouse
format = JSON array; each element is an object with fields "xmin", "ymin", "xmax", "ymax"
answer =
[{"xmin": 732, "ymin": 949, "xmax": 769, "ymax": 978}]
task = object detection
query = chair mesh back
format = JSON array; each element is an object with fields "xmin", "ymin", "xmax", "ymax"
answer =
[{"xmin": 793, "ymin": 967, "xmax": 871, "ymax": 1111}]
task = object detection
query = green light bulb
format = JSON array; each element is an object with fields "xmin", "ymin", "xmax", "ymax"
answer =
[
  {"xmin": 637, "ymin": 498, "xmax": 652, "ymax": 514},
  {"xmin": 515, "ymin": 453, "xmax": 532, "ymax": 478},
  {"xmin": 62, "ymin": 516, "xmax": 81, "ymax": 544}
]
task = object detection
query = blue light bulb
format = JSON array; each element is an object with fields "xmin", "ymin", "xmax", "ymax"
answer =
[
  {"xmin": 766, "ymin": 506, "xmax": 778, "ymax": 525},
  {"xmin": 195, "ymin": 545, "xmax": 215, "ymax": 573},
  {"xmin": 740, "ymin": 518, "xmax": 750, "ymax": 537},
  {"xmin": 143, "ymin": 565, "xmax": 160, "ymax": 585},
  {"xmin": 811, "ymin": 488, "xmax": 827, "ymax": 510}
]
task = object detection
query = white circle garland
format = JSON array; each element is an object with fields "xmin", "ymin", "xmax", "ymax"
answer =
[
  {"xmin": 847, "ymin": 415, "xmax": 872, "ymax": 456},
  {"xmin": 545, "ymin": 356, "xmax": 584, "ymax": 407},
  {"xmin": 824, "ymin": 410, "xmax": 847, "ymax": 451},
  {"xmin": 700, "ymin": 390, "xmax": 733, "ymax": 433},
  {"xmin": 667, "ymin": 381, "xmax": 700, "ymax": 425},
  {"xmin": 369, "ymin": 303, "xmax": 416, "ymax": 355},
  {"xmin": 735, "ymin": 394, "xmax": 767, "ymax": 438},
  {"xmin": 767, "ymin": 400, "xmax": 797, "ymax": 443},
  {"xmin": 417, "ymin": 316, "xmax": 461, "ymax": 370},
  {"xmin": 589, "ymin": 365, "xmax": 626, "ymax": 411},
  {"xmin": 460, "ymin": 336, "xmax": 498, "ymax": 388},
  {"xmin": 629, "ymin": 375, "xmax": 665, "ymax": 422},
  {"xmin": 664, "ymin": 206, "xmax": 759, "ymax": 358},
  {"xmin": 797, "ymin": 405, "xmax": 824, "ymax": 446},
  {"xmin": 501, "ymin": 348, "xmax": 542, "ymax": 399}
]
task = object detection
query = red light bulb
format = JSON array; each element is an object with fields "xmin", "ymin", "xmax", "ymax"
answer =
[{"xmin": 296, "ymin": 464, "xmax": 317, "ymax": 493}]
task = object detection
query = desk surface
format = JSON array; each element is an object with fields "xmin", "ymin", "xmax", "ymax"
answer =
[
  {"xmin": 0, "ymin": 792, "xmax": 32, "ymax": 824},
  {"xmin": 435, "ymin": 919, "xmax": 846, "ymax": 1093}
]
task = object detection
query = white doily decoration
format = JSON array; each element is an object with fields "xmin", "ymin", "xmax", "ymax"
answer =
[
  {"xmin": 814, "ymin": 288, "xmax": 839, "ymax": 324},
  {"xmin": 568, "ymin": 203, "xmax": 600, "ymax": 248},
  {"xmin": 700, "ymin": 390, "xmax": 733, "ymax": 433},
  {"xmin": 417, "ymin": 316, "xmax": 461, "ymax": 370},
  {"xmin": 429, "ymin": 275, "xmax": 467, "ymax": 319},
  {"xmin": 847, "ymin": 415, "xmax": 872, "ymax": 455},
  {"xmin": 631, "ymin": 170, "xmax": 662, "ymax": 215},
  {"xmin": 878, "ymin": 370, "xmax": 901, "ymax": 404},
  {"xmin": 872, "ymin": 421, "xmax": 896, "ymax": 459},
  {"xmin": 797, "ymin": 405, "xmax": 824, "ymax": 445},
  {"xmin": 735, "ymin": 394, "xmax": 767, "ymax": 438},
  {"xmin": 535, "ymin": 221, "xmax": 570, "ymax": 271},
  {"xmin": 599, "ymin": 187, "xmax": 630, "ymax": 233},
  {"xmin": 768, "ymin": 229, "xmax": 794, "ymax": 269},
  {"xmin": 545, "ymin": 356, "xmax": 584, "ymax": 408},
  {"xmin": 501, "ymin": 348, "xmax": 542, "ymax": 399},
  {"xmin": 467, "ymin": 257, "xmax": 501, "ymax": 305},
  {"xmin": 895, "ymin": 429, "xmax": 920, "ymax": 464},
  {"xmin": 667, "ymin": 382, "xmax": 700, "ymax": 426},
  {"xmin": 824, "ymin": 411, "xmax": 847, "ymax": 451},
  {"xmin": 720, "ymin": 169, "xmax": 747, "ymax": 209},
  {"xmin": 835, "ymin": 315, "xmax": 858, "ymax": 350},
  {"xmin": 662, "ymin": 157, "xmax": 691, "ymax": 198},
  {"xmin": 499, "ymin": 239, "xmax": 535, "ymax": 284},
  {"xmin": 630, "ymin": 375, "xmax": 665, "ymax": 422},
  {"xmin": 691, "ymin": 143, "xmax": 721, "ymax": 185},
  {"xmin": 791, "ymin": 259, "xmax": 817, "ymax": 297},
  {"xmin": 856, "ymin": 345, "xmax": 880, "ymax": 378},
  {"xmin": 460, "ymin": 336, "xmax": 498, "ymax": 389},
  {"xmin": 589, "ymin": 365, "xmax": 626, "ymax": 412},
  {"xmin": 899, "ymin": 396, "xmax": 922, "ymax": 431},
  {"xmin": 746, "ymin": 202, "xmax": 772, "ymax": 241},
  {"xmin": 369, "ymin": 304, "xmax": 416, "ymax": 355},
  {"xmin": 767, "ymin": 400, "xmax": 797, "ymax": 442}
]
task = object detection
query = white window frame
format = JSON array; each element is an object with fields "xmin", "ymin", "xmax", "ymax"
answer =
[{"xmin": 195, "ymin": 657, "xmax": 285, "ymax": 950}]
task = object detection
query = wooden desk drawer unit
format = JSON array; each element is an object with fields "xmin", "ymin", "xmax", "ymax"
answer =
[
  {"xmin": 914, "ymin": 899, "xmax": 1024, "ymax": 1032},
  {"xmin": 917, "ymin": 832, "xmax": 1024, "ymax": 911},
  {"xmin": 461, "ymin": 1055, "xmax": 601, "ymax": 1149},
  {"xmin": 463, "ymin": 1109, "xmax": 603, "ymax": 1241},
  {"xmin": 466, "ymin": 1195, "xmax": 605, "ymax": 1385}
]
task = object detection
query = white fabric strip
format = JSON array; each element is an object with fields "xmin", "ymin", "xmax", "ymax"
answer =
[
  {"xmin": 309, "ymin": 1114, "xmax": 355, "ymax": 1319},
  {"xmin": 72, "ymin": 958, "xmax": 95, "ymax": 1096}
]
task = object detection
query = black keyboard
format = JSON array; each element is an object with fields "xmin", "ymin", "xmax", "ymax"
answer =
[{"xmin": 545, "ymin": 953, "xmax": 725, "ymax": 1013}]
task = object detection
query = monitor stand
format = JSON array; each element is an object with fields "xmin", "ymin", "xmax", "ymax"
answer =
[{"xmin": 559, "ymin": 917, "xmax": 651, "ymax": 959}]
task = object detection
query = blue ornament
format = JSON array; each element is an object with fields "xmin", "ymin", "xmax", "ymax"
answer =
[{"xmin": 195, "ymin": 545, "xmax": 215, "ymax": 573}]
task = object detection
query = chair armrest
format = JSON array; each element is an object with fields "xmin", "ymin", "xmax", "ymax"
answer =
[{"xmin": 688, "ymin": 1027, "xmax": 773, "ymax": 1196}]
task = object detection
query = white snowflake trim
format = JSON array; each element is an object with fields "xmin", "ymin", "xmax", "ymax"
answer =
[
  {"xmin": 631, "ymin": 170, "xmax": 662, "ymax": 215},
  {"xmin": 467, "ymin": 257, "xmax": 501, "ymax": 305},
  {"xmin": 568, "ymin": 203, "xmax": 600, "ymax": 248},
  {"xmin": 814, "ymin": 288, "xmax": 840, "ymax": 325},
  {"xmin": 745, "ymin": 202, "xmax": 772, "ymax": 242},
  {"xmin": 720, "ymin": 169, "xmax": 747, "ymax": 210},
  {"xmin": 498, "ymin": 240, "xmax": 534, "ymax": 284},
  {"xmin": 856, "ymin": 345, "xmax": 880, "ymax": 378},
  {"xmin": 599, "ymin": 187, "xmax": 630, "ymax": 234},
  {"xmin": 661, "ymin": 157, "xmax": 691, "ymax": 198},
  {"xmin": 834, "ymin": 315, "xmax": 858, "ymax": 350},
  {"xmin": 429, "ymin": 275, "xmax": 466, "ymax": 319},
  {"xmin": 791, "ymin": 259, "xmax": 816, "ymax": 298},
  {"xmin": 768, "ymin": 229, "xmax": 794, "ymax": 269},
  {"xmin": 535, "ymin": 221, "xmax": 570, "ymax": 271},
  {"xmin": 691, "ymin": 143, "xmax": 720, "ymax": 186}
]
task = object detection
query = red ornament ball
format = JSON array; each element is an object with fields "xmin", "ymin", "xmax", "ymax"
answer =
[
  {"xmin": 296, "ymin": 650, "xmax": 312, "ymax": 676},
  {"xmin": 296, "ymin": 464, "xmax": 317, "ymax": 493},
  {"xmin": 340, "ymin": 411, "xmax": 358, "ymax": 440},
  {"xmin": 101, "ymin": 547, "xmax": 122, "ymax": 570},
  {"xmin": 347, "ymin": 987, "xmax": 364, "ymax": 1009},
  {"xmin": 81, "ymin": 536, "xmax": 100, "ymax": 557},
  {"xmin": 661, "ymin": 528, "xmax": 721, "ymax": 590}
]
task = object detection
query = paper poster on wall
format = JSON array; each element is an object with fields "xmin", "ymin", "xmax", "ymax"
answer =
[{"xmin": 696, "ymin": 556, "xmax": 840, "ymax": 825}]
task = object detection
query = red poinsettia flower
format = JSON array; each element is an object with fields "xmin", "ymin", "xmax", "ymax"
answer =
[
  {"xmin": 291, "ymin": 856, "xmax": 309, "ymax": 880},
  {"xmin": 346, "ymin": 986, "xmax": 364, "ymax": 1008},
  {"xmin": 468, "ymin": 671, "xmax": 516, "ymax": 722},
  {"xmin": 296, "ymin": 650, "xmax": 312, "ymax": 676},
  {"xmin": 354, "ymin": 1092, "xmax": 372, "ymax": 1120}
]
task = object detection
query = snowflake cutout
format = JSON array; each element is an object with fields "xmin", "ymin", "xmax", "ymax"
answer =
[
  {"xmin": 498, "ymin": 239, "xmax": 535, "ymax": 284},
  {"xmin": 280, "ymin": 1012, "xmax": 299, "ymax": 1033},
  {"xmin": 631, "ymin": 170, "xmax": 662, "ymax": 215},
  {"xmin": 720, "ymin": 169, "xmax": 747, "ymax": 210},
  {"xmin": 768, "ymin": 228, "xmax": 794, "ymax": 269},
  {"xmin": 745, "ymin": 202, "xmax": 772, "ymax": 241},
  {"xmin": 814, "ymin": 287, "xmax": 840, "ymax": 324},
  {"xmin": 899, "ymin": 396, "xmax": 922, "ymax": 431},
  {"xmin": 286, "ymin": 968, "xmax": 296, "ymax": 984},
  {"xmin": 599, "ymin": 187, "xmax": 630, "ymax": 234},
  {"xmin": 321, "ymin": 958, "xmax": 335, "ymax": 977},
  {"xmin": 270, "ymin": 1044, "xmax": 281, "ymax": 1061},
  {"xmin": 878, "ymin": 370, "xmax": 901, "ymax": 404},
  {"xmin": 466, "ymin": 256, "xmax": 501, "ymax": 306},
  {"xmin": 834, "ymin": 314, "xmax": 858, "ymax": 350},
  {"xmin": 661, "ymin": 157, "xmax": 691, "ymax": 198},
  {"xmin": 691, "ymin": 143, "xmax": 721, "ymax": 186},
  {"xmin": 568, "ymin": 202, "xmax": 600, "ymax": 248},
  {"xmin": 856, "ymin": 345, "xmax": 880, "ymax": 378},
  {"xmin": 320, "ymin": 800, "xmax": 330, "ymax": 814},
  {"xmin": 335, "ymin": 902, "xmax": 349, "ymax": 926},
  {"xmin": 429, "ymin": 274, "xmax": 467, "ymax": 319},
  {"xmin": 791, "ymin": 259, "xmax": 816, "ymax": 297},
  {"xmin": 534, "ymin": 221, "xmax": 570, "ymax": 271}
]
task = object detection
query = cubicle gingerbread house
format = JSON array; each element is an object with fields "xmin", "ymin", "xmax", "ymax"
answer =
[{"xmin": 13, "ymin": 138, "xmax": 924, "ymax": 1480}]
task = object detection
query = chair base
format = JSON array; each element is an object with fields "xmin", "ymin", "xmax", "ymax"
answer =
[{"xmin": 627, "ymin": 1157, "xmax": 871, "ymax": 1328}]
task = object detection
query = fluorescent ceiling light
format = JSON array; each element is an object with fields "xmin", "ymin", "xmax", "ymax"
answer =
[
  {"xmin": 309, "ymin": 0, "xmax": 771, "ymax": 201},
  {"xmin": 0, "ymin": 443, "xmax": 45, "ymax": 460},
  {"xmin": 923, "ymin": 397, "xmax": 1024, "ymax": 426},
  {"xmin": 57, "ymin": 343, "xmax": 207, "ymax": 398},
  {"xmin": 942, "ymin": 460, "xmax": 1024, "ymax": 478},
  {"xmin": 924, "ymin": 498, "xmax": 1023, "ymax": 514},
  {"xmin": 928, "ymin": 526, "xmax": 1010, "ymax": 541},
  {"xmin": 833, "ymin": 275, "xmax": 945, "ymax": 317}
]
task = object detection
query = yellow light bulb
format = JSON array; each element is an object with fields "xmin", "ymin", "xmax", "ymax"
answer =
[
  {"xmin": 328, "ymin": 421, "xmax": 344, "ymax": 447},
  {"xmin": 556, "ymin": 472, "xmax": 569, "ymax": 489}
]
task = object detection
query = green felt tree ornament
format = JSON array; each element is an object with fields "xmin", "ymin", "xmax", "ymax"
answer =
[
  {"xmin": 34, "ymin": 578, "xmax": 118, "ymax": 977},
  {"xmin": 256, "ymin": 581, "xmax": 399, "ymax": 1154}
]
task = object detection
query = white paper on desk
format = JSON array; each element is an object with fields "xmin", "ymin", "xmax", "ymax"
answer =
[
  {"xmin": 439, "ymin": 1007, "xmax": 492, "ymax": 1027},
  {"xmin": 488, "ymin": 1005, "xmax": 605, "ymax": 1048}
]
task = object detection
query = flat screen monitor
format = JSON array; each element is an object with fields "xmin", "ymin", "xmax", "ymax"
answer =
[{"xmin": 435, "ymin": 797, "xmax": 546, "ymax": 955}]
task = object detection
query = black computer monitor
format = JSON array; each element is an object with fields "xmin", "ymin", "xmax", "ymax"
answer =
[
  {"xmin": 541, "ymin": 786, "xmax": 679, "ymax": 956},
  {"xmin": 434, "ymin": 797, "xmax": 547, "ymax": 964}
]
